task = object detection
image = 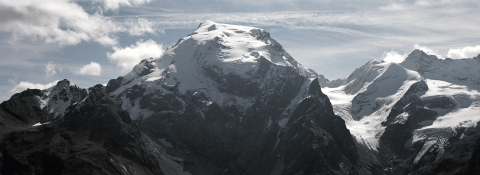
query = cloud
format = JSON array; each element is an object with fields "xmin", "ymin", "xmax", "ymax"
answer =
[
  {"xmin": 107, "ymin": 40, "xmax": 164, "ymax": 71},
  {"xmin": 45, "ymin": 61, "xmax": 57, "ymax": 77},
  {"xmin": 102, "ymin": 0, "xmax": 152, "ymax": 11},
  {"xmin": 379, "ymin": 3, "xmax": 407, "ymax": 11},
  {"xmin": 447, "ymin": 45, "xmax": 480, "ymax": 59},
  {"xmin": 78, "ymin": 62, "xmax": 102, "ymax": 76},
  {"xmin": 0, "ymin": 0, "xmax": 156, "ymax": 46},
  {"xmin": 9, "ymin": 80, "xmax": 60, "ymax": 94},
  {"xmin": 382, "ymin": 51, "xmax": 407, "ymax": 63},
  {"xmin": 0, "ymin": 0, "xmax": 120, "ymax": 46},
  {"xmin": 414, "ymin": 44, "xmax": 444, "ymax": 59},
  {"xmin": 122, "ymin": 18, "xmax": 158, "ymax": 36}
]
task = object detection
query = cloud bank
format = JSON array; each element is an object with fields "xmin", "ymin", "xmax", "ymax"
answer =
[
  {"xmin": 107, "ymin": 40, "xmax": 164, "ymax": 71},
  {"xmin": 0, "ymin": 0, "xmax": 119, "ymax": 46},
  {"xmin": 382, "ymin": 51, "xmax": 407, "ymax": 63},
  {"xmin": 0, "ymin": 0, "xmax": 156, "ymax": 46},
  {"xmin": 102, "ymin": 0, "xmax": 152, "ymax": 11},
  {"xmin": 10, "ymin": 80, "xmax": 60, "ymax": 94},
  {"xmin": 78, "ymin": 62, "xmax": 102, "ymax": 76},
  {"xmin": 447, "ymin": 45, "xmax": 480, "ymax": 59}
]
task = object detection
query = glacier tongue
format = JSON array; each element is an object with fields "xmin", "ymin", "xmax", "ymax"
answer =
[{"xmin": 323, "ymin": 60, "xmax": 423, "ymax": 150}]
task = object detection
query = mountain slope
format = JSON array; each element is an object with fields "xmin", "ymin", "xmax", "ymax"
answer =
[
  {"xmin": 0, "ymin": 84, "xmax": 186, "ymax": 175},
  {"xmin": 105, "ymin": 21, "xmax": 360, "ymax": 174},
  {"xmin": 0, "ymin": 80, "xmax": 88, "ymax": 134},
  {"xmin": 3, "ymin": 21, "xmax": 478, "ymax": 174},
  {"xmin": 323, "ymin": 50, "xmax": 480, "ymax": 174},
  {"xmin": 1, "ymin": 21, "xmax": 363, "ymax": 174}
]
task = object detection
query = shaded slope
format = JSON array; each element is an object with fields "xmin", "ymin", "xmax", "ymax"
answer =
[{"xmin": 0, "ymin": 85, "xmax": 188, "ymax": 175}]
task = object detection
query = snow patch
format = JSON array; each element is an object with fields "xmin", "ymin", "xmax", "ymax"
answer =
[
  {"xmin": 278, "ymin": 118, "xmax": 289, "ymax": 128},
  {"xmin": 32, "ymin": 122, "xmax": 50, "ymax": 127},
  {"xmin": 158, "ymin": 138, "xmax": 173, "ymax": 147}
]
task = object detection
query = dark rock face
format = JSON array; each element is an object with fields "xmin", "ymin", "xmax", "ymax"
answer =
[
  {"xmin": 375, "ymin": 79, "xmax": 480, "ymax": 175},
  {"xmin": 407, "ymin": 122, "xmax": 480, "ymax": 174},
  {"xmin": 137, "ymin": 77, "xmax": 360, "ymax": 174},
  {"xmin": 274, "ymin": 95, "xmax": 358, "ymax": 174},
  {"xmin": 0, "ymin": 79, "xmax": 88, "ymax": 132},
  {"xmin": 0, "ymin": 89, "xmax": 46, "ymax": 129},
  {"xmin": 424, "ymin": 96, "xmax": 456, "ymax": 109},
  {"xmin": 106, "ymin": 76, "xmax": 124, "ymax": 94},
  {"xmin": 380, "ymin": 80, "xmax": 436, "ymax": 153},
  {"xmin": 0, "ymin": 86, "xmax": 184, "ymax": 175},
  {"xmin": 378, "ymin": 80, "xmax": 439, "ymax": 174},
  {"xmin": 0, "ymin": 72, "xmax": 360, "ymax": 175}
]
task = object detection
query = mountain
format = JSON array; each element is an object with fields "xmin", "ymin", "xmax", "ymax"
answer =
[
  {"xmin": 1, "ymin": 21, "xmax": 479, "ymax": 174},
  {"xmin": 0, "ymin": 84, "xmax": 186, "ymax": 174},
  {"xmin": 323, "ymin": 49, "xmax": 480, "ymax": 174},
  {"xmin": 0, "ymin": 80, "xmax": 88, "ymax": 134},
  {"xmin": 0, "ymin": 21, "xmax": 364, "ymax": 174},
  {"xmin": 105, "ymin": 20, "xmax": 361, "ymax": 174}
]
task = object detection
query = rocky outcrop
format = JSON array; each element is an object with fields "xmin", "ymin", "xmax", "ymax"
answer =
[{"xmin": 0, "ymin": 85, "xmax": 185, "ymax": 175}]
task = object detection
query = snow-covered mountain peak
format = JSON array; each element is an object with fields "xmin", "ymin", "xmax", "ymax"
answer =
[
  {"xmin": 106, "ymin": 21, "xmax": 323, "ymax": 120},
  {"xmin": 116, "ymin": 21, "xmax": 315, "ymax": 93},
  {"xmin": 116, "ymin": 21, "xmax": 318, "ymax": 92},
  {"xmin": 37, "ymin": 79, "xmax": 88, "ymax": 118},
  {"xmin": 50, "ymin": 79, "xmax": 77, "ymax": 90},
  {"xmin": 175, "ymin": 21, "xmax": 309, "ymax": 72},
  {"xmin": 400, "ymin": 49, "xmax": 480, "ymax": 90},
  {"xmin": 401, "ymin": 49, "xmax": 439, "ymax": 70}
]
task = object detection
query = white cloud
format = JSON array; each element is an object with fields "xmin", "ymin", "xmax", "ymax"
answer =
[
  {"xmin": 414, "ymin": 44, "xmax": 444, "ymax": 59},
  {"xmin": 382, "ymin": 51, "xmax": 407, "ymax": 63},
  {"xmin": 107, "ymin": 40, "xmax": 164, "ymax": 71},
  {"xmin": 78, "ymin": 62, "xmax": 102, "ymax": 76},
  {"xmin": 125, "ymin": 18, "xmax": 157, "ymax": 36},
  {"xmin": 102, "ymin": 0, "xmax": 152, "ymax": 11},
  {"xmin": 0, "ymin": 0, "xmax": 157, "ymax": 46},
  {"xmin": 379, "ymin": 3, "xmax": 407, "ymax": 11},
  {"xmin": 0, "ymin": 0, "xmax": 119, "ymax": 46},
  {"xmin": 9, "ymin": 80, "xmax": 60, "ymax": 94},
  {"xmin": 447, "ymin": 45, "xmax": 480, "ymax": 59},
  {"xmin": 96, "ymin": 35, "xmax": 119, "ymax": 46},
  {"xmin": 45, "ymin": 61, "xmax": 57, "ymax": 77}
]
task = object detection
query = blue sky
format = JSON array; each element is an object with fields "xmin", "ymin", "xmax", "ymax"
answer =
[{"xmin": 1, "ymin": 0, "xmax": 480, "ymax": 102}]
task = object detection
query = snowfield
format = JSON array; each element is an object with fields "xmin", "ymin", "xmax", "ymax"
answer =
[
  {"xmin": 323, "ymin": 50, "xmax": 480, "ymax": 160},
  {"xmin": 109, "ymin": 21, "xmax": 318, "ymax": 120}
]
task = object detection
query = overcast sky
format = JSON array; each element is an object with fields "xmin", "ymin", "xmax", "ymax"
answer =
[{"xmin": 1, "ymin": 0, "xmax": 479, "ymax": 102}]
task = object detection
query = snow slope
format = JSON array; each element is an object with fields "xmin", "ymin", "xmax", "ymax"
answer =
[
  {"xmin": 323, "ymin": 60, "xmax": 422, "ymax": 149},
  {"xmin": 323, "ymin": 50, "xmax": 480, "ymax": 161},
  {"xmin": 108, "ymin": 21, "xmax": 318, "ymax": 120},
  {"xmin": 36, "ymin": 79, "xmax": 88, "ymax": 118}
]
